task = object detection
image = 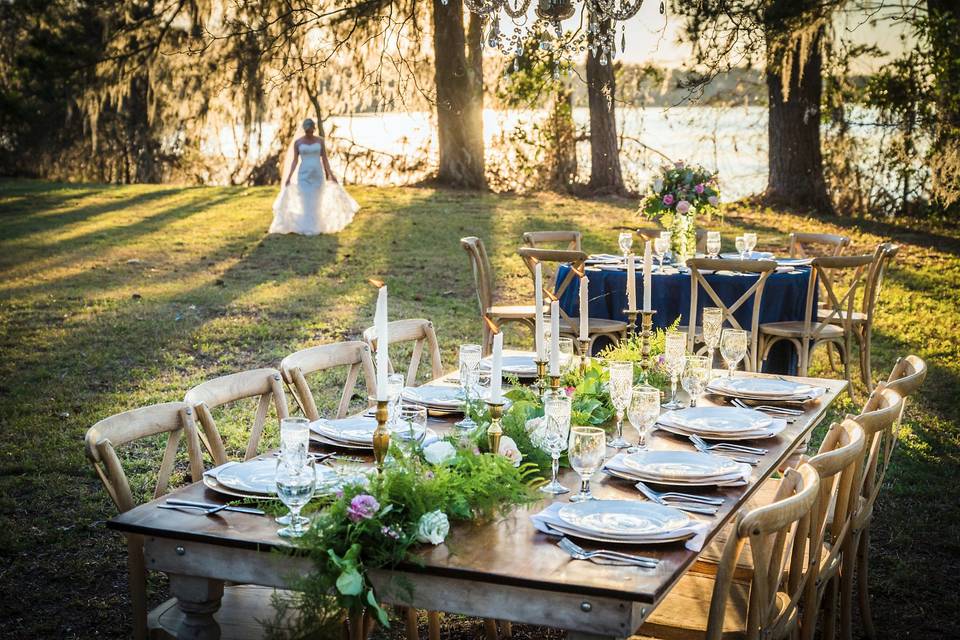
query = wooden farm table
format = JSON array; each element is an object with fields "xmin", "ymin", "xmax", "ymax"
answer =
[{"xmin": 109, "ymin": 371, "xmax": 847, "ymax": 639}]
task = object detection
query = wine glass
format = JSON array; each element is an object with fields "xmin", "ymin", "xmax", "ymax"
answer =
[
  {"xmin": 626, "ymin": 385, "xmax": 661, "ymax": 453},
  {"xmin": 557, "ymin": 337, "xmax": 575, "ymax": 372},
  {"xmin": 662, "ymin": 331, "xmax": 687, "ymax": 409},
  {"xmin": 706, "ymin": 231, "xmax": 721, "ymax": 259},
  {"xmin": 386, "ymin": 373, "xmax": 404, "ymax": 425},
  {"xmin": 455, "ymin": 343, "xmax": 481, "ymax": 429},
  {"xmin": 536, "ymin": 390, "xmax": 572, "ymax": 494},
  {"xmin": 701, "ymin": 307, "xmax": 723, "ymax": 370},
  {"xmin": 618, "ymin": 231, "xmax": 633, "ymax": 259},
  {"xmin": 681, "ymin": 355, "xmax": 710, "ymax": 407},
  {"xmin": 743, "ymin": 232, "xmax": 758, "ymax": 256},
  {"xmin": 659, "ymin": 231, "xmax": 673, "ymax": 264},
  {"xmin": 606, "ymin": 361, "xmax": 634, "ymax": 449},
  {"xmin": 653, "ymin": 236, "xmax": 669, "ymax": 270},
  {"xmin": 396, "ymin": 403, "xmax": 428, "ymax": 454},
  {"xmin": 568, "ymin": 426, "xmax": 606, "ymax": 502},
  {"xmin": 735, "ymin": 236, "xmax": 746, "ymax": 260},
  {"xmin": 720, "ymin": 328, "xmax": 748, "ymax": 378},
  {"xmin": 279, "ymin": 417, "xmax": 309, "ymax": 460},
  {"xmin": 275, "ymin": 457, "xmax": 317, "ymax": 538}
]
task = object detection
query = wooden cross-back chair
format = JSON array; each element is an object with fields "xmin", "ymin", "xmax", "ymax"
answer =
[
  {"xmin": 85, "ymin": 403, "xmax": 281, "ymax": 639},
  {"xmin": 281, "ymin": 341, "xmax": 377, "ymax": 421},
  {"xmin": 836, "ymin": 384, "xmax": 904, "ymax": 640},
  {"xmin": 636, "ymin": 464, "xmax": 821, "ymax": 640},
  {"xmin": 788, "ymin": 232, "xmax": 851, "ymax": 258},
  {"xmin": 363, "ymin": 318, "xmax": 443, "ymax": 387},
  {"xmin": 516, "ymin": 246, "xmax": 628, "ymax": 353},
  {"xmin": 818, "ymin": 244, "xmax": 899, "ymax": 389},
  {"xmin": 461, "ymin": 236, "xmax": 539, "ymax": 355},
  {"xmin": 522, "ymin": 230, "xmax": 582, "ymax": 251},
  {"xmin": 184, "ymin": 368, "xmax": 289, "ymax": 467},
  {"xmin": 759, "ymin": 254, "xmax": 875, "ymax": 384},
  {"xmin": 684, "ymin": 257, "xmax": 778, "ymax": 371}
]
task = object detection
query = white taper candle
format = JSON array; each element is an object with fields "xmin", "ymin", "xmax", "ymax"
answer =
[
  {"xmin": 549, "ymin": 301, "xmax": 560, "ymax": 377},
  {"xmin": 490, "ymin": 332, "xmax": 503, "ymax": 402},
  {"xmin": 643, "ymin": 241, "xmax": 653, "ymax": 312},
  {"xmin": 627, "ymin": 253, "xmax": 637, "ymax": 312},
  {"xmin": 534, "ymin": 262, "xmax": 545, "ymax": 360},
  {"xmin": 375, "ymin": 286, "xmax": 389, "ymax": 401},
  {"xmin": 579, "ymin": 274, "xmax": 589, "ymax": 341}
]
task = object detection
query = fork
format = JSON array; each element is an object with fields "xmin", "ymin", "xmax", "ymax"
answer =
[
  {"xmin": 633, "ymin": 480, "xmax": 724, "ymax": 505},
  {"xmin": 689, "ymin": 433, "xmax": 767, "ymax": 455},
  {"xmin": 159, "ymin": 502, "xmax": 231, "ymax": 516},
  {"xmin": 557, "ymin": 538, "xmax": 658, "ymax": 568},
  {"xmin": 689, "ymin": 439, "xmax": 759, "ymax": 466},
  {"xmin": 731, "ymin": 397, "xmax": 803, "ymax": 416},
  {"xmin": 634, "ymin": 482, "xmax": 721, "ymax": 515}
]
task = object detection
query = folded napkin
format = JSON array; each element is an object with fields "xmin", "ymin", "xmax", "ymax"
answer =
[
  {"xmin": 604, "ymin": 453, "xmax": 751, "ymax": 486},
  {"xmin": 530, "ymin": 502, "xmax": 711, "ymax": 552}
]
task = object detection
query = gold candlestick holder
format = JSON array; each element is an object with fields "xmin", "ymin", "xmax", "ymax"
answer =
[
  {"xmin": 623, "ymin": 308, "xmax": 640, "ymax": 336},
  {"xmin": 534, "ymin": 359, "xmax": 548, "ymax": 398},
  {"xmin": 486, "ymin": 401, "xmax": 505, "ymax": 455},
  {"xmin": 372, "ymin": 400, "xmax": 391, "ymax": 472},
  {"xmin": 639, "ymin": 310, "xmax": 657, "ymax": 383},
  {"xmin": 577, "ymin": 338, "xmax": 591, "ymax": 372},
  {"xmin": 549, "ymin": 374, "xmax": 562, "ymax": 391}
]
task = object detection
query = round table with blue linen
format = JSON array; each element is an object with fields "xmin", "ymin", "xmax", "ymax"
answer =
[{"xmin": 555, "ymin": 263, "xmax": 813, "ymax": 374}]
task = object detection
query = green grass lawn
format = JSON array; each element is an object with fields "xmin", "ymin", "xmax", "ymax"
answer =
[{"xmin": 1, "ymin": 179, "xmax": 958, "ymax": 639}]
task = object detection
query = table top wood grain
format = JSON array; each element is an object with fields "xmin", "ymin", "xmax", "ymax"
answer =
[{"xmin": 109, "ymin": 369, "xmax": 847, "ymax": 606}]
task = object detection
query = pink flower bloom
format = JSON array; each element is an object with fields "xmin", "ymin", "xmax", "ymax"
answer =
[
  {"xmin": 674, "ymin": 161, "xmax": 684, "ymax": 169},
  {"xmin": 381, "ymin": 525, "xmax": 401, "ymax": 540},
  {"xmin": 708, "ymin": 195, "xmax": 719, "ymax": 207},
  {"xmin": 565, "ymin": 386, "xmax": 576, "ymax": 397},
  {"xmin": 662, "ymin": 194, "xmax": 675, "ymax": 206},
  {"xmin": 676, "ymin": 200, "xmax": 691, "ymax": 215},
  {"xmin": 695, "ymin": 183, "xmax": 705, "ymax": 194},
  {"xmin": 347, "ymin": 494, "xmax": 380, "ymax": 522}
]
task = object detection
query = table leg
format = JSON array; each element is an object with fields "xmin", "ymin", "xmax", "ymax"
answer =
[{"xmin": 169, "ymin": 574, "xmax": 224, "ymax": 640}]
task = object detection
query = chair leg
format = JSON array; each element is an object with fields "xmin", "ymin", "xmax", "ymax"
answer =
[
  {"xmin": 427, "ymin": 611, "xmax": 440, "ymax": 640},
  {"xmin": 840, "ymin": 532, "xmax": 859, "ymax": 640},
  {"xmin": 484, "ymin": 617, "xmax": 499, "ymax": 639},
  {"xmin": 857, "ymin": 527, "xmax": 877, "ymax": 640},
  {"xmin": 403, "ymin": 607, "xmax": 419, "ymax": 640},
  {"xmin": 501, "ymin": 620, "xmax": 512, "ymax": 638},
  {"xmin": 861, "ymin": 328, "xmax": 873, "ymax": 391},
  {"xmin": 126, "ymin": 535, "xmax": 148, "ymax": 640},
  {"xmin": 823, "ymin": 574, "xmax": 839, "ymax": 640}
]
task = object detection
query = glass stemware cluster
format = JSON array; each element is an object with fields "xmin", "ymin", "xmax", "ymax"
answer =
[
  {"xmin": 680, "ymin": 355, "xmax": 710, "ymax": 407},
  {"xmin": 654, "ymin": 232, "xmax": 670, "ymax": 269},
  {"xmin": 706, "ymin": 231, "xmax": 721, "ymax": 259},
  {"xmin": 626, "ymin": 385, "xmax": 660, "ymax": 453},
  {"xmin": 720, "ymin": 328, "xmax": 748, "ymax": 378},
  {"xmin": 568, "ymin": 426, "xmax": 606, "ymax": 502},
  {"xmin": 534, "ymin": 389, "xmax": 572, "ymax": 495},
  {"xmin": 702, "ymin": 307, "xmax": 723, "ymax": 368},
  {"xmin": 606, "ymin": 361, "xmax": 634, "ymax": 448},
  {"xmin": 618, "ymin": 231, "xmax": 633, "ymax": 260},
  {"xmin": 662, "ymin": 331, "xmax": 687, "ymax": 409},
  {"xmin": 275, "ymin": 417, "xmax": 317, "ymax": 538}
]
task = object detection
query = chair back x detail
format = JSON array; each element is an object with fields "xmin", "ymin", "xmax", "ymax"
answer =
[
  {"xmin": 788, "ymin": 232, "xmax": 851, "ymax": 258},
  {"xmin": 281, "ymin": 341, "xmax": 376, "ymax": 421},
  {"xmin": 184, "ymin": 368, "xmax": 289, "ymax": 466},
  {"xmin": 522, "ymin": 230, "xmax": 582, "ymax": 251},
  {"xmin": 517, "ymin": 247, "xmax": 588, "ymax": 336},
  {"xmin": 363, "ymin": 318, "xmax": 443, "ymax": 387}
]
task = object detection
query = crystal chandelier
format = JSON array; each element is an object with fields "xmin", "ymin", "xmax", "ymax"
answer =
[{"xmin": 459, "ymin": 0, "xmax": 660, "ymax": 66}]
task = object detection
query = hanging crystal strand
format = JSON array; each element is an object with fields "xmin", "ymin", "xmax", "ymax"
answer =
[
  {"xmin": 659, "ymin": 1, "xmax": 665, "ymax": 15},
  {"xmin": 621, "ymin": 23, "xmax": 626, "ymax": 52}
]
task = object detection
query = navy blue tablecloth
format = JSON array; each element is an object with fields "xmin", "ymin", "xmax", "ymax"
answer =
[{"xmin": 556, "ymin": 264, "xmax": 813, "ymax": 374}]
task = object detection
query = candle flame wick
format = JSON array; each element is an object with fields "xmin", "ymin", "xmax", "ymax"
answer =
[
  {"xmin": 483, "ymin": 316, "xmax": 501, "ymax": 335},
  {"xmin": 368, "ymin": 278, "xmax": 385, "ymax": 288}
]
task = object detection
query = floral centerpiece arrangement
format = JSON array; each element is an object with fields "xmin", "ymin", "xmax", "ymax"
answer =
[{"xmin": 639, "ymin": 161, "xmax": 720, "ymax": 263}]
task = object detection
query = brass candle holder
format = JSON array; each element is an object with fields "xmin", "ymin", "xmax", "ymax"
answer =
[
  {"xmin": 534, "ymin": 359, "xmax": 548, "ymax": 398},
  {"xmin": 549, "ymin": 374, "xmax": 562, "ymax": 391},
  {"xmin": 577, "ymin": 338, "xmax": 591, "ymax": 372},
  {"xmin": 371, "ymin": 399, "xmax": 391, "ymax": 472},
  {"xmin": 486, "ymin": 400, "xmax": 505, "ymax": 455},
  {"xmin": 623, "ymin": 308, "xmax": 640, "ymax": 336},
  {"xmin": 639, "ymin": 310, "xmax": 657, "ymax": 383}
]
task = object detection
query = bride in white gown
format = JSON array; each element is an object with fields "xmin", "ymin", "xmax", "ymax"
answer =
[{"xmin": 269, "ymin": 118, "xmax": 359, "ymax": 235}]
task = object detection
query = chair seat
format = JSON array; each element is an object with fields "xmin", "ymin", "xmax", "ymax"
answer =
[
  {"xmin": 487, "ymin": 304, "xmax": 538, "ymax": 319},
  {"xmin": 759, "ymin": 321, "xmax": 846, "ymax": 340},
  {"xmin": 150, "ymin": 585, "xmax": 292, "ymax": 639},
  {"xmin": 816, "ymin": 308, "xmax": 868, "ymax": 324},
  {"xmin": 558, "ymin": 317, "xmax": 629, "ymax": 334},
  {"xmin": 635, "ymin": 572, "xmax": 791, "ymax": 640}
]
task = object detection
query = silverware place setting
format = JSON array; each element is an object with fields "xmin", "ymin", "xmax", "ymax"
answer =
[
  {"xmin": 634, "ymin": 481, "xmax": 722, "ymax": 515},
  {"xmin": 557, "ymin": 537, "xmax": 659, "ymax": 568},
  {"xmin": 730, "ymin": 397, "xmax": 804, "ymax": 417},
  {"xmin": 160, "ymin": 499, "xmax": 266, "ymax": 516}
]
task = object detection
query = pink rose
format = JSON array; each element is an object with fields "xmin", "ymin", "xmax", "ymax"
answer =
[
  {"xmin": 708, "ymin": 195, "xmax": 719, "ymax": 207},
  {"xmin": 662, "ymin": 194, "xmax": 675, "ymax": 206},
  {"xmin": 695, "ymin": 183, "xmax": 705, "ymax": 194},
  {"xmin": 676, "ymin": 200, "xmax": 691, "ymax": 215},
  {"xmin": 347, "ymin": 494, "xmax": 380, "ymax": 522}
]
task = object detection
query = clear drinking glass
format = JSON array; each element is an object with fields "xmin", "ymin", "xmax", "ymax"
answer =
[
  {"xmin": 396, "ymin": 403, "xmax": 428, "ymax": 453},
  {"xmin": 653, "ymin": 236, "xmax": 669, "ymax": 269},
  {"xmin": 275, "ymin": 457, "xmax": 317, "ymax": 538},
  {"xmin": 735, "ymin": 236, "xmax": 746, "ymax": 260},
  {"xmin": 280, "ymin": 417, "xmax": 310, "ymax": 460},
  {"xmin": 456, "ymin": 343, "xmax": 482, "ymax": 429},
  {"xmin": 744, "ymin": 232, "xmax": 758, "ymax": 255},
  {"xmin": 706, "ymin": 231, "xmax": 721, "ymax": 258},
  {"xmin": 536, "ymin": 390, "xmax": 572, "ymax": 494},
  {"xmin": 702, "ymin": 307, "xmax": 723, "ymax": 370},
  {"xmin": 663, "ymin": 331, "xmax": 687, "ymax": 409},
  {"xmin": 568, "ymin": 426, "xmax": 606, "ymax": 502},
  {"xmin": 627, "ymin": 385, "xmax": 661, "ymax": 453},
  {"xmin": 720, "ymin": 328, "xmax": 748, "ymax": 378},
  {"xmin": 386, "ymin": 373, "xmax": 404, "ymax": 425},
  {"xmin": 681, "ymin": 355, "xmax": 710, "ymax": 407},
  {"xmin": 606, "ymin": 361, "xmax": 634, "ymax": 449},
  {"xmin": 618, "ymin": 231, "xmax": 634, "ymax": 259},
  {"xmin": 558, "ymin": 337, "xmax": 575, "ymax": 372},
  {"xmin": 659, "ymin": 231, "xmax": 673, "ymax": 264}
]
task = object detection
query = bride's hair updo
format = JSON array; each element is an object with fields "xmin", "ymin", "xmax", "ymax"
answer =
[{"xmin": 302, "ymin": 118, "xmax": 315, "ymax": 131}]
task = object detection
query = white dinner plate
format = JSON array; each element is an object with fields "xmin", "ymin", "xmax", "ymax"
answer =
[
  {"xmin": 312, "ymin": 416, "xmax": 431, "ymax": 444},
  {"xmin": 622, "ymin": 450, "xmax": 741, "ymax": 481},
  {"xmin": 401, "ymin": 385, "xmax": 467, "ymax": 408},
  {"xmin": 480, "ymin": 351, "xmax": 539, "ymax": 377},
  {"xmin": 664, "ymin": 407, "xmax": 772, "ymax": 433},
  {"xmin": 721, "ymin": 251, "xmax": 774, "ymax": 260},
  {"xmin": 545, "ymin": 521, "xmax": 695, "ymax": 545},
  {"xmin": 211, "ymin": 459, "xmax": 336, "ymax": 496},
  {"xmin": 557, "ymin": 500, "xmax": 690, "ymax": 538},
  {"xmin": 708, "ymin": 377, "xmax": 818, "ymax": 398},
  {"xmin": 604, "ymin": 465, "xmax": 749, "ymax": 487},
  {"xmin": 656, "ymin": 418, "xmax": 787, "ymax": 441}
]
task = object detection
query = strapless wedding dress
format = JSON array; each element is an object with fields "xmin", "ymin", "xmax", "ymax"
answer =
[{"xmin": 270, "ymin": 142, "xmax": 358, "ymax": 235}]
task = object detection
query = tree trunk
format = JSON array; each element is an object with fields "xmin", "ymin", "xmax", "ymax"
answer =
[
  {"xmin": 765, "ymin": 26, "xmax": 832, "ymax": 212},
  {"xmin": 432, "ymin": 0, "xmax": 485, "ymax": 189},
  {"xmin": 586, "ymin": 16, "xmax": 623, "ymax": 194},
  {"xmin": 546, "ymin": 88, "xmax": 577, "ymax": 191}
]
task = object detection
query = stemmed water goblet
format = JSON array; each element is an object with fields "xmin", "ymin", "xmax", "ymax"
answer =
[
  {"xmin": 743, "ymin": 232, "xmax": 758, "ymax": 257},
  {"xmin": 681, "ymin": 355, "xmax": 710, "ymax": 407},
  {"xmin": 535, "ymin": 390, "xmax": 572, "ymax": 494},
  {"xmin": 735, "ymin": 235, "xmax": 746, "ymax": 260},
  {"xmin": 275, "ymin": 456, "xmax": 317, "ymax": 538},
  {"xmin": 386, "ymin": 373, "xmax": 404, "ymax": 425},
  {"xmin": 626, "ymin": 385, "xmax": 661, "ymax": 453},
  {"xmin": 455, "ymin": 343, "xmax": 482, "ymax": 429},
  {"xmin": 277, "ymin": 416, "xmax": 310, "ymax": 525},
  {"xmin": 702, "ymin": 307, "xmax": 723, "ymax": 370},
  {"xmin": 618, "ymin": 231, "xmax": 634, "ymax": 260},
  {"xmin": 606, "ymin": 361, "xmax": 634, "ymax": 449},
  {"xmin": 557, "ymin": 337, "xmax": 575, "ymax": 372},
  {"xmin": 396, "ymin": 403, "xmax": 428, "ymax": 455},
  {"xmin": 662, "ymin": 331, "xmax": 687, "ymax": 409},
  {"xmin": 720, "ymin": 328, "xmax": 748, "ymax": 378},
  {"xmin": 568, "ymin": 426, "xmax": 606, "ymax": 502},
  {"xmin": 653, "ymin": 235, "xmax": 669, "ymax": 270},
  {"xmin": 706, "ymin": 231, "xmax": 721, "ymax": 259},
  {"xmin": 659, "ymin": 231, "xmax": 673, "ymax": 265}
]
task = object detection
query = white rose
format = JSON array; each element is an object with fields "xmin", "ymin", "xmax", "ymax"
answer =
[
  {"xmin": 416, "ymin": 510, "xmax": 450, "ymax": 545},
  {"xmin": 423, "ymin": 440, "xmax": 456, "ymax": 465},
  {"xmin": 497, "ymin": 435, "xmax": 523, "ymax": 467},
  {"xmin": 525, "ymin": 416, "xmax": 544, "ymax": 434},
  {"xmin": 653, "ymin": 178, "xmax": 664, "ymax": 194}
]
